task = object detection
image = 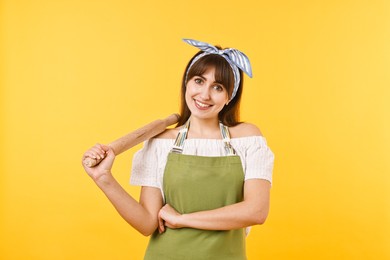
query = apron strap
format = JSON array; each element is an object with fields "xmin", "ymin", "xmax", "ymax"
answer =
[
  {"xmin": 219, "ymin": 122, "xmax": 236, "ymax": 156},
  {"xmin": 171, "ymin": 119, "xmax": 236, "ymax": 156},
  {"xmin": 171, "ymin": 120, "xmax": 190, "ymax": 154}
]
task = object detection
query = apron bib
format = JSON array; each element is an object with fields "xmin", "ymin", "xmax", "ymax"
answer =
[{"xmin": 144, "ymin": 120, "xmax": 246, "ymax": 260}]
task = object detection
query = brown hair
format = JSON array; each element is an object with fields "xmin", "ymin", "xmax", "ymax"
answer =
[{"xmin": 177, "ymin": 49, "xmax": 244, "ymax": 127}]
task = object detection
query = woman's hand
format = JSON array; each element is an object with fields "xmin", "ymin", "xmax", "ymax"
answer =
[
  {"xmin": 158, "ymin": 204, "xmax": 183, "ymax": 233},
  {"xmin": 82, "ymin": 143, "xmax": 115, "ymax": 183}
]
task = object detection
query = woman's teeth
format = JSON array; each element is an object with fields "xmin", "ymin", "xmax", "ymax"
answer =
[{"xmin": 195, "ymin": 100, "xmax": 211, "ymax": 108}]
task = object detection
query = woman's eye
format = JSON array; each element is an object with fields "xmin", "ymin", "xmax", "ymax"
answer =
[
  {"xmin": 194, "ymin": 78, "xmax": 202, "ymax": 84},
  {"xmin": 214, "ymin": 85, "xmax": 224, "ymax": 92}
]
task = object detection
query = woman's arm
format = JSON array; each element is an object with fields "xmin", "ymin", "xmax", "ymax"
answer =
[
  {"xmin": 97, "ymin": 177, "xmax": 163, "ymax": 236},
  {"xmin": 83, "ymin": 144, "xmax": 163, "ymax": 236},
  {"xmin": 158, "ymin": 179, "xmax": 270, "ymax": 232}
]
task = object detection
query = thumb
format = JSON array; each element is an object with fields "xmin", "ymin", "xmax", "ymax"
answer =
[
  {"xmin": 104, "ymin": 146, "xmax": 115, "ymax": 160},
  {"xmin": 95, "ymin": 145, "xmax": 115, "ymax": 171},
  {"xmin": 94, "ymin": 144, "xmax": 114, "ymax": 162},
  {"xmin": 97, "ymin": 144, "xmax": 116, "ymax": 160},
  {"xmin": 98, "ymin": 143, "xmax": 112, "ymax": 153}
]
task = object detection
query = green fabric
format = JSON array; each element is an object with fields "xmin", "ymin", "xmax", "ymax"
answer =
[{"xmin": 144, "ymin": 153, "xmax": 247, "ymax": 260}]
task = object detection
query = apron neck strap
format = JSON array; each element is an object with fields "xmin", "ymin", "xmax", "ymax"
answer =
[{"xmin": 171, "ymin": 119, "xmax": 236, "ymax": 156}]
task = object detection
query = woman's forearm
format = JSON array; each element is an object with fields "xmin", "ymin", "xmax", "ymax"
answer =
[
  {"xmin": 179, "ymin": 200, "xmax": 269, "ymax": 230},
  {"xmin": 160, "ymin": 179, "xmax": 270, "ymax": 231},
  {"xmin": 95, "ymin": 174, "xmax": 161, "ymax": 236}
]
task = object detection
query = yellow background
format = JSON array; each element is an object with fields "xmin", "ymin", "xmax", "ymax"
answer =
[{"xmin": 1, "ymin": 0, "xmax": 389, "ymax": 259}]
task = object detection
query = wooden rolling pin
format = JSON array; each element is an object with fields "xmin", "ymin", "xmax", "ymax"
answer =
[{"xmin": 83, "ymin": 113, "xmax": 180, "ymax": 167}]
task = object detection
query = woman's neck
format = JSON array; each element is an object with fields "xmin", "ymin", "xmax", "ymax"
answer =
[{"xmin": 187, "ymin": 117, "xmax": 221, "ymax": 139}]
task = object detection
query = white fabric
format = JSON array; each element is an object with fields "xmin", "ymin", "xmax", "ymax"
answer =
[{"xmin": 130, "ymin": 136, "xmax": 275, "ymax": 193}]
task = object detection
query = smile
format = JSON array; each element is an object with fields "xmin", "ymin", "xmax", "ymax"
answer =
[{"xmin": 194, "ymin": 99, "xmax": 212, "ymax": 110}]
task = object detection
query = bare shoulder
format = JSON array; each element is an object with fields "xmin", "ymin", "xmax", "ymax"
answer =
[
  {"xmin": 154, "ymin": 127, "xmax": 180, "ymax": 139},
  {"xmin": 229, "ymin": 122, "xmax": 263, "ymax": 138}
]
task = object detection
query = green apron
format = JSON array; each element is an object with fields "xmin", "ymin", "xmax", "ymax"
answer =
[{"xmin": 144, "ymin": 120, "xmax": 246, "ymax": 260}]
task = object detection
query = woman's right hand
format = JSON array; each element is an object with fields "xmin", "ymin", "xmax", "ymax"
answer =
[{"xmin": 82, "ymin": 143, "xmax": 116, "ymax": 183}]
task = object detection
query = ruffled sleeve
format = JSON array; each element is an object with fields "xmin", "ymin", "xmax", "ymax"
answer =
[
  {"xmin": 130, "ymin": 139, "xmax": 172, "ymax": 189},
  {"xmin": 235, "ymin": 136, "xmax": 275, "ymax": 184}
]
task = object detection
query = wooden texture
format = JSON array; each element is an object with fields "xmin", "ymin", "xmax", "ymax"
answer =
[{"xmin": 83, "ymin": 114, "xmax": 180, "ymax": 167}]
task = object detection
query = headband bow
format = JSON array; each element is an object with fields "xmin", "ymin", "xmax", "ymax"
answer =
[{"xmin": 183, "ymin": 38, "xmax": 253, "ymax": 101}]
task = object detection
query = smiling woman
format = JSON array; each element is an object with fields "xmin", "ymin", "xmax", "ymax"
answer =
[
  {"xmin": 82, "ymin": 39, "xmax": 274, "ymax": 260},
  {"xmin": 178, "ymin": 45, "xmax": 245, "ymax": 127},
  {"xmin": 185, "ymin": 68, "xmax": 230, "ymax": 121}
]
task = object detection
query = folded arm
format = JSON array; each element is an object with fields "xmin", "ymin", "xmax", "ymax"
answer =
[{"xmin": 158, "ymin": 179, "xmax": 270, "ymax": 232}]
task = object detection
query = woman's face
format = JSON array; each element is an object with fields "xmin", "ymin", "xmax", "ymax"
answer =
[{"xmin": 185, "ymin": 67, "xmax": 229, "ymax": 121}]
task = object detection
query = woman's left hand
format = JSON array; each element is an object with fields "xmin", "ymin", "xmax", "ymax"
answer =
[{"xmin": 158, "ymin": 204, "xmax": 183, "ymax": 233}]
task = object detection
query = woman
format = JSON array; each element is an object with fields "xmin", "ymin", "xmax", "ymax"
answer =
[{"xmin": 82, "ymin": 39, "xmax": 275, "ymax": 259}]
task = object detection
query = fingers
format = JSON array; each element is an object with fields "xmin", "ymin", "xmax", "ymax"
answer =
[
  {"xmin": 158, "ymin": 204, "xmax": 180, "ymax": 233},
  {"xmin": 83, "ymin": 143, "xmax": 108, "ymax": 160},
  {"xmin": 91, "ymin": 143, "xmax": 107, "ymax": 159},
  {"xmin": 158, "ymin": 211, "xmax": 165, "ymax": 233}
]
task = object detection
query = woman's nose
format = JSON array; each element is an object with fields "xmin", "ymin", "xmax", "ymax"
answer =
[{"xmin": 199, "ymin": 86, "xmax": 211, "ymax": 100}]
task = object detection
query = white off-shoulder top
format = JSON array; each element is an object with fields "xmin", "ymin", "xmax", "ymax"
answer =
[{"xmin": 130, "ymin": 136, "xmax": 275, "ymax": 195}]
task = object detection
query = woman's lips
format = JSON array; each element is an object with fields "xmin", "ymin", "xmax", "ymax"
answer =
[{"xmin": 194, "ymin": 99, "xmax": 212, "ymax": 110}]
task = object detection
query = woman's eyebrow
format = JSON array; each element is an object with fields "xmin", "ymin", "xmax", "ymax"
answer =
[
  {"xmin": 197, "ymin": 75, "xmax": 207, "ymax": 81},
  {"xmin": 197, "ymin": 74, "xmax": 223, "ymax": 85}
]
